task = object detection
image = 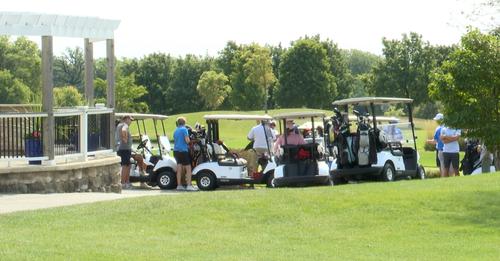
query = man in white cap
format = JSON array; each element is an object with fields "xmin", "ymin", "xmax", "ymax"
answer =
[{"xmin": 427, "ymin": 113, "xmax": 445, "ymax": 176}]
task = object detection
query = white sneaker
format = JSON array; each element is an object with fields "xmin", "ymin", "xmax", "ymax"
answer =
[
  {"xmin": 176, "ymin": 185, "xmax": 185, "ymax": 191},
  {"xmin": 185, "ymin": 185, "xmax": 199, "ymax": 191}
]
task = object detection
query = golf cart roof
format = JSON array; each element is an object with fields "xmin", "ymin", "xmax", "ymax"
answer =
[
  {"xmin": 273, "ymin": 111, "xmax": 326, "ymax": 120},
  {"xmin": 115, "ymin": 112, "xmax": 168, "ymax": 120},
  {"xmin": 204, "ymin": 114, "xmax": 272, "ymax": 121},
  {"xmin": 332, "ymin": 97, "xmax": 413, "ymax": 106}
]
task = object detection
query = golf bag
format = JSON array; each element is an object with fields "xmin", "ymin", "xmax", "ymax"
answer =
[
  {"xmin": 332, "ymin": 108, "xmax": 355, "ymax": 167},
  {"xmin": 354, "ymin": 111, "xmax": 378, "ymax": 166},
  {"xmin": 460, "ymin": 139, "xmax": 481, "ymax": 175}
]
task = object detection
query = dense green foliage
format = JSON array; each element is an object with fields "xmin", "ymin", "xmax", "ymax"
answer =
[
  {"xmin": 0, "ymin": 29, "xmax": 491, "ymax": 121},
  {"xmin": 429, "ymin": 28, "xmax": 499, "ymax": 169},
  {"xmin": 1, "ymin": 174, "xmax": 499, "ymax": 260},
  {"xmin": 196, "ymin": 70, "xmax": 231, "ymax": 110},
  {"xmin": 53, "ymin": 86, "xmax": 83, "ymax": 107},
  {"xmin": 278, "ymin": 38, "xmax": 335, "ymax": 108}
]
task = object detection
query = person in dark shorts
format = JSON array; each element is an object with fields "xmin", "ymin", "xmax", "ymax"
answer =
[
  {"xmin": 115, "ymin": 115, "xmax": 133, "ymax": 188},
  {"xmin": 441, "ymin": 126, "xmax": 461, "ymax": 177},
  {"xmin": 173, "ymin": 117, "xmax": 198, "ymax": 191}
]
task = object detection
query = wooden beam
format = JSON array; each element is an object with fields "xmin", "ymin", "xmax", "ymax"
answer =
[
  {"xmin": 106, "ymin": 39, "xmax": 116, "ymax": 150},
  {"xmin": 84, "ymin": 38, "xmax": 94, "ymax": 106},
  {"xmin": 41, "ymin": 35, "xmax": 55, "ymax": 161}
]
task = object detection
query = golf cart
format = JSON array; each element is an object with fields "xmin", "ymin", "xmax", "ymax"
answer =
[
  {"xmin": 329, "ymin": 97, "xmax": 425, "ymax": 183},
  {"xmin": 271, "ymin": 112, "xmax": 332, "ymax": 187},
  {"xmin": 115, "ymin": 113, "xmax": 177, "ymax": 189},
  {"xmin": 191, "ymin": 114, "xmax": 277, "ymax": 191}
]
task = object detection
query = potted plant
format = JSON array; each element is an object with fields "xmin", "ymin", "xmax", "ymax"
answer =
[
  {"xmin": 88, "ymin": 127, "xmax": 100, "ymax": 151},
  {"xmin": 24, "ymin": 130, "xmax": 42, "ymax": 165}
]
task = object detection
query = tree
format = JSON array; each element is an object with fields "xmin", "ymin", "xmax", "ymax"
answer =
[
  {"xmin": 228, "ymin": 44, "xmax": 276, "ymax": 110},
  {"xmin": 278, "ymin": 38, "xmax": 335, "ymax": 108},
  {"xmin": 0, "ymin": 69, "xmax": 32, "ymax": 104},
  {"xmin": 243, "ymin": 45, "xmax": 276, "ymax": 112},
  {"xmin": 343, "ymin": 49, "xmax": 381, "ymax": 76},
  {"xmin": 320, "ymin": 38, "xmax": 353, "ymax": 100},
  {"xmin": 197, "ymin": 71, "xmax": 231, "ymax": 110},
  {"xmin": 135, "ymin": 53, "xmax": 175, "ymax": 114},
  {"xmin": 94, "ymin": 74, "xmax": 148, "ymax": 113},
  {"xmin": 0, "ymin": 36, "xmax": 41, "ymax": 101},
  {"xmin": 269, "ymin": 43, "xmax": 285, "ymax": 109},
  {"xmin": 429, "ymin": 28, "xmax": 500, "ymax": 170},
  {"xmin": 370, "ymin": 33, "xmax": 428, "ymax": 104},
  {"xmin": 53, "ymin": 86, "xmax": 84, "ymax": 107},
  {"xmin": 167, "ymin": 54, "xmax": 213, "ymax": 114},
  {"xmin": 53, "ymin": 47, "xmax": 85, "ymax": 92}
]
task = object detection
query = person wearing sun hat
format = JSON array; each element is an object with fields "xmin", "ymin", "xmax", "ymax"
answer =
[{"xmin": 273, "ymin": 119, "xmax": 306, "ymax": 155}]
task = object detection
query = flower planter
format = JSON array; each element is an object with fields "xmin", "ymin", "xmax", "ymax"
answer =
[
  {"xmin": 25, "ymin": 138, "xmax": 43, "ymax": 165},
  {"xmin": 88, "ymin": 133, "xmax": 100, "ymax": 151}
]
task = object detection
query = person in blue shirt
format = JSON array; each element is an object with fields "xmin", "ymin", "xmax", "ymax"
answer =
[
  {"xmin": 427, "ymin": 113, "xmax": 445, "ymax": 177},
  {"xmin": 173, "ymin": 117, "xmax": 198, "ymax": 191}
]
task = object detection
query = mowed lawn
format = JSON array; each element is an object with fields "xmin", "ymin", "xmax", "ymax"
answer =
[{"xmin": 1, "ymin": 174, "xmax": 499, "ymax": 260}]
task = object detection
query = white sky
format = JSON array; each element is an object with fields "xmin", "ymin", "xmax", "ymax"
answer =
[{"xmin": 2, "ymin": 0, "xmax": 484, "ymax": 58}]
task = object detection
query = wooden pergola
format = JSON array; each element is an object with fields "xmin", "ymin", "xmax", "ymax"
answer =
[{"xmin": 0, "ymin": 12, "xmax": 120, "ymax": 163}]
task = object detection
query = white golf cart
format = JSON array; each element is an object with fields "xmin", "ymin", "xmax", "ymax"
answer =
[
  {"xmin": 328, "ymin": 97, "xmax": 425, "ymax": 183},
  {"xmin": 115, "ymin": 113, "xmax": 178, "ymax": 189},
  {"xmin": 191, "ymin": 114, "xmax": 277, "ymax": 191},
  {"xmin": 271, "ymin": 112, "xmax": 332, "ymax": 187}
]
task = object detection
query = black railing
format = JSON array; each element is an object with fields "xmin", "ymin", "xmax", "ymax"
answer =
[
  {"xmin": 54, "ymin": 115, "xmax": 80, "ymax": 156},
  {"xmin": 88, "ymin": 113, "xmax": 111, "ymax": 152},
  {"xmin": 0, "ymin": 114, "xmax": 45, "ymax": 158}
]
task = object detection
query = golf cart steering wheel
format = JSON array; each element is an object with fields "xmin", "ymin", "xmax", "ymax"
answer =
[{"xmin": 137, "ymin": 139, "xmax": 149, "ymax": 150}]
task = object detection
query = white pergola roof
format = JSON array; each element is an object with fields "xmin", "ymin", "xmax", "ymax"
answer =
[{"xmin": 0, "ymin": 12, "xmax": 120, "ymax": 40}]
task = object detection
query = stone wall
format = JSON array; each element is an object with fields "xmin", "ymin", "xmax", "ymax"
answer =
[{"xmin": 0, "ymin": 156, "xmax": 121, "ymax": 193}]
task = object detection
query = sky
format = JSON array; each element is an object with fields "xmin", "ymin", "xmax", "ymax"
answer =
[{"xmin": 1, "ymin": 0, "xmax": 489, "ymax": 58}]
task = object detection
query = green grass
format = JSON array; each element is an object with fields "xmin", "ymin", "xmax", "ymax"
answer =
[{"xmin": 1, "ymin": 174, "xmax": 500, "ymax": 260}]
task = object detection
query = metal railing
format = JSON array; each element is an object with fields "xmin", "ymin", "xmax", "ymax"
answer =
[
  {"xmin": 0, "ymin": 106, "xmax": 114, "ymax": 166},
  {"xmin": 0, "ymin": 113, "xmax": 46, "ymax": 159}
]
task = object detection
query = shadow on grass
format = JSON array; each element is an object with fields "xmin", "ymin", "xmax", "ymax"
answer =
[{"xmin": 447, "ymin": 190, "xmax": 500, "ymax": 230}]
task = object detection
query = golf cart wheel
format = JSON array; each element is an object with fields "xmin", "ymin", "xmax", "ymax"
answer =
[
  {"xmin": 266, "ymin": 172, "xmax": 276, "ymax": 188},
  {"xmin": 157, "ymin": 170, "xmax": 177, "ymax": 190},
  {"xmin": 196, "ymin": 171, "xmax": 216, "ymax": 191},
  {"xmin": 381, "ymin": 163, "xmax": 395, "ymax": 182},
  {"xmin": 417, "ymin": 165, "xmax": 426, "ymax": 180},
  {"xmin": 332, "ymin": 176, "xmax": 347, "ymax": 185}
]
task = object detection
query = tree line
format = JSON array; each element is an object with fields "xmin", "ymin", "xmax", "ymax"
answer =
[{"xmin": 0, "ymin": 29, "xmax": 497, "ymax": 120}]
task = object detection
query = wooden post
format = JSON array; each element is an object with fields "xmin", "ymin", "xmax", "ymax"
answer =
[
  {"xmin": 84, "ymin": 38, "xmax": 94, "ymax": 107},
  {"xmin": 106, "ymin": 39, "xmax": 116, "ymax": 150},
  {"xmin": 41, "ymin": 36, "xmax": 55, "ymax": 162}
]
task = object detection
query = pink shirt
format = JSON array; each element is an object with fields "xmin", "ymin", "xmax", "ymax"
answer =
[{"xmin": 273, "ymin": 133, "xmax": 306, "ymax": 154}]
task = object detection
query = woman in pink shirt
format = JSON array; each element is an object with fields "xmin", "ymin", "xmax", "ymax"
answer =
[{"xmin": 273, "ymin": 120, "xmax": 306, "ymax": 155}]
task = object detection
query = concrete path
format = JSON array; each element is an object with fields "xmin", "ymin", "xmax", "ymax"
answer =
[{"xmin": 0, "ymin": 187, "xmax": 178, "ymax": 215}]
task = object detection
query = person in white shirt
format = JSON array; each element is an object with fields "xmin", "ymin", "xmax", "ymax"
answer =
[
  {"xmin": 247, "ymin": 120, "xmax": 275, "ymax": 157},
  {"xmin": 440, "ymin": 126, "xmax": 461, "ymax": 177}
]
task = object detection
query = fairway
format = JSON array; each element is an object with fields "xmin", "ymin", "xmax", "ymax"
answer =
[{"xmin": 1, "ymin": 174, "xmax": 499, "ymax": 260}]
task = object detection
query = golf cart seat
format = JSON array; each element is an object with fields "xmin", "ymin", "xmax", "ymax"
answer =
[
  {"xmin": 281, "ymin": 143, "xmax": 320, "ymax": 177},
  {"xmin": 208, "ymin": 142, "xmax": 247, "ymax": 166}
]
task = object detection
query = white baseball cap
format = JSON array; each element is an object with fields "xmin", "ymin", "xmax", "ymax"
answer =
[{"xmin": 433, "ymin": 113, "xmax": 444, "ymax": 121}]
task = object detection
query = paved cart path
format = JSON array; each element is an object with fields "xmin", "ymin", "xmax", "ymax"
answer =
[{"xmin": 0, "ymin": 187, "xmax": 178, "ymax": 215}]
